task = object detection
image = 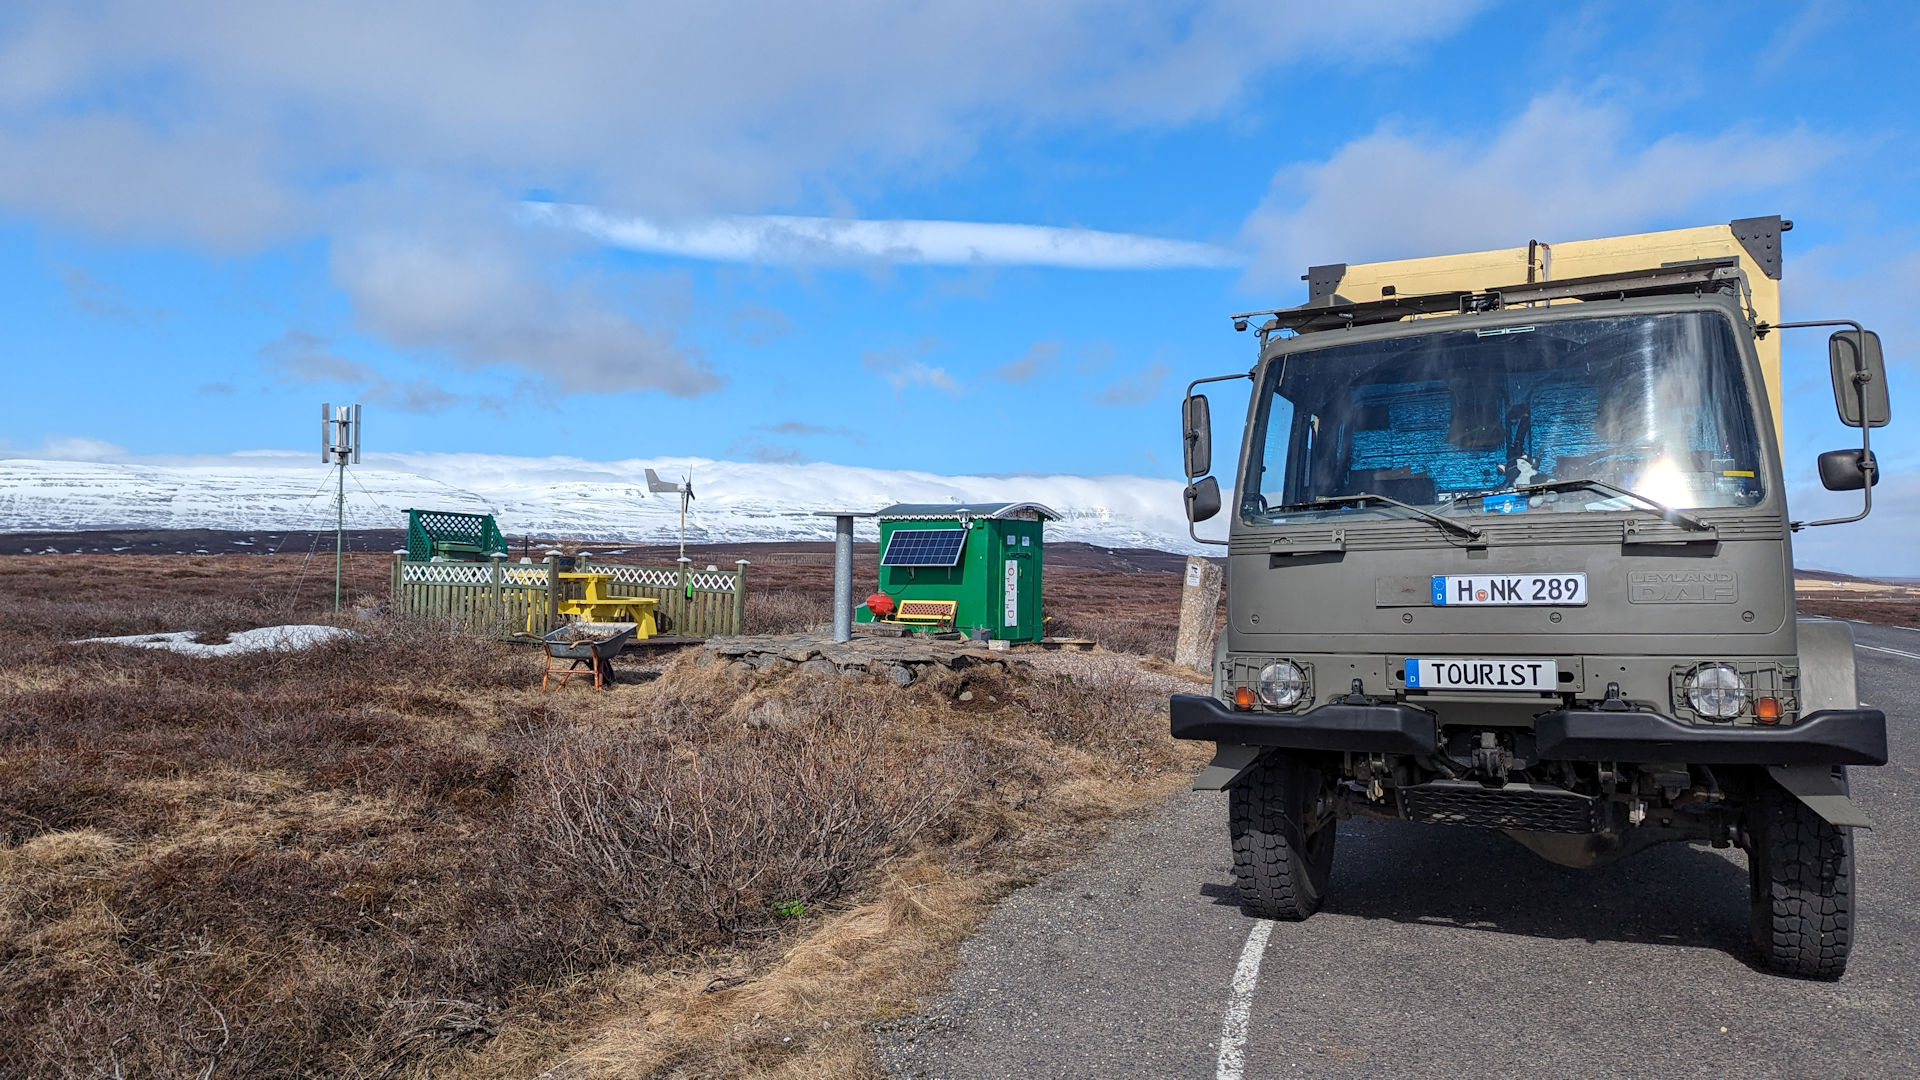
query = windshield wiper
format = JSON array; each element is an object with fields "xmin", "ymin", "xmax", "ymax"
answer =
[
  {"xmin": 1304, "ymin": 493, "xmax": 1484, "ymax": 540},
  {"xmin": 1516, "ymin": 478, "xmax": 1714, "ymax": 532}
]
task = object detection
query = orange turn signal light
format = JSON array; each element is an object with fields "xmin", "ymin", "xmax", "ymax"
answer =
[
  {"xmin": 1754, "ymin": 696, "xmax": 1782, "ymax": 724},
  {"xmin": 1233, "ymin": 686, "xmax": 1257, "ymax": 711}
]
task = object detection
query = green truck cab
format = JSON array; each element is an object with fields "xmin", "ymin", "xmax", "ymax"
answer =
[{"xmin": 1173, "ymin": 218, "xmax": 1891, "ymax": 978}]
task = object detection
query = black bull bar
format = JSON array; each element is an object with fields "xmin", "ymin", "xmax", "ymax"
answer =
[{"xmin": 1168, "ymin": 693, "xmax": 1888, "ymax": 766}]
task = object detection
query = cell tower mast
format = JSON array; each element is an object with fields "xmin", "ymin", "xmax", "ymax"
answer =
[{"xmin": 322, "ymin": 403, "xmax": 362, "ymax": 612}]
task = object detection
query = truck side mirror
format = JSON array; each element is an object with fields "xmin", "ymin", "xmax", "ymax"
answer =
[
  {"xmin": 1185, "ymin": 476, "xmax": 1221, "ymax": 522},
  {"xmin": 1183, "ymin": 394, "xmax": 1212, "ymax": 478},
  {"xmin": 1817, "ymin": 448, "xmax": 1879, "ymax": 492},
  {"xmin": 1829, "ymin": 330, "xmax": 1891, "ymax": 428}
]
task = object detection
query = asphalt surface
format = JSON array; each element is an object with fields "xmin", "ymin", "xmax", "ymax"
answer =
[{"xmin": 880, "ymin": 621, "xmax": 1920, "ymax": 1078}]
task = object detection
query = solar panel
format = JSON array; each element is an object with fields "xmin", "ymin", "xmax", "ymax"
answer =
[{"xmin": 880, "ymin": 528, "xmax": 967, "ymax": 567}]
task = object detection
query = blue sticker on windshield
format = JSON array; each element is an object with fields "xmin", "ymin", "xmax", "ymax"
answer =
[{"xmin": 1482, "ymin": 493, "xmax": 1528, "ymax": 514}]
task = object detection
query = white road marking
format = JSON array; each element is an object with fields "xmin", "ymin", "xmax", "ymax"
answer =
[
  {"xmin": 1217, "ymin": 920, "xmax": 1274, "ymax": 1080},
  {"xmin": 1857, "ymin": 643, "xmax": 1920, "ymax": 662}
]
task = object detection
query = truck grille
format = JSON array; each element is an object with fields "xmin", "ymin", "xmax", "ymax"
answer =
[{"xmin": 1399, "ymin": 780, "xmax": 1599, "ymax": 833}]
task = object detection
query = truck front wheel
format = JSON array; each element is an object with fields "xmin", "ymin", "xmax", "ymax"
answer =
[
  {"xmin": 1747, "ymin": 774, "xmax": 1854, "ymax": 979},
  {"xmin": 1229, "ymin": 753, "xmax": 1336, "ymax": 920}
]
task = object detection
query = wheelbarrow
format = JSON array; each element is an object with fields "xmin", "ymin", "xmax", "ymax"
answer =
[{"xmin": 542, "ymin": 622, "xmax": 637, "ymax": 690}]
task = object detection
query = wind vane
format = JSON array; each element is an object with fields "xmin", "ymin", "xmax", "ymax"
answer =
[{"xmin": 644, "ymin": 467, "xmax": 696, "ymax": 587}]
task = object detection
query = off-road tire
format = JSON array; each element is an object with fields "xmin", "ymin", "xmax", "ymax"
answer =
[
  {"xmin": 1229, "ymin": 753, "xmax": 1335, "ymax": 920},
  {"xmin": 1747, "ymin": 774, "xmax": 1853, "ymax": 979}
]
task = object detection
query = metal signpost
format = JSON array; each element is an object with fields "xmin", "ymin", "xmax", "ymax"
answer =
[{"xmin": 813, "ymin": 511, "xmax": 876, "ymax": 642}]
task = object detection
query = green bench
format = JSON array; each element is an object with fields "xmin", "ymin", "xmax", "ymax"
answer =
[{"xmin": 406, "ymin": 508, "xmax": 509, "ymax": 562}]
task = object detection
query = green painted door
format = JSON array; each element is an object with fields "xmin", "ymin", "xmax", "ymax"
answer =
[{"xmin": 995, "ymin": 521, "xmax": 1043, "ymax": 641}]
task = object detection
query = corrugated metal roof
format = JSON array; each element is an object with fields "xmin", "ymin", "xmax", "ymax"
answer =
[{"xmin": 875, "ymin": 501, "xmax": 1060, "ymax": 522}]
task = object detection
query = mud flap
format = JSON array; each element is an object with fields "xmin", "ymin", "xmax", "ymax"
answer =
[
  {"xmin": 1767, "ymin": 765, "xmax": 1873, "ymax": 829},
  {"xmin": 1194, "ymin": 743, "xmax": 1266, "ymax": 791}
]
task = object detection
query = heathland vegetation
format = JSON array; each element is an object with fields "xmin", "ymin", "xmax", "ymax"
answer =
[{"xmin": 0, "ymin": 551, "xmax": 1204, "ymax": 1076}]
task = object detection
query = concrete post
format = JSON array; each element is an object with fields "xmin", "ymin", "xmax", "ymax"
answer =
[
  {"xmin": 489, "ymin": 554, "xmax": 504, "ymax": 638},
  {"xmin": 732, "ymin": 558, "xmax": 750, "ymax": 636},
  {"xmin": 544, "ymin": 551, "xmax": 560, "ymax": 635},
  {"xmin": 832, "ymin": 514, "xmax": 854, "ymax": 642},
  {"xmin": 1174, "ymin": 555, "xmax": 1225, "ymax": 672}
]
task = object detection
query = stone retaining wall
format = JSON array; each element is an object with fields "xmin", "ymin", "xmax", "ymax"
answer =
[{"xmin": 699, "ymin": 633, "xmax": 1022, "ymax": 686}]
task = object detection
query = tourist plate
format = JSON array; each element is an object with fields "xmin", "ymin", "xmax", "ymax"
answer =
[{"xmin": 1404, "ymin": 657, "xmax": 1559, "ymax": 691}]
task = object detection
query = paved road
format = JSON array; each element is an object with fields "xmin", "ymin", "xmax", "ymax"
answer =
[{"xmin": 881, "ymin": 622, "xmax": 1920, "ymax": 1078}]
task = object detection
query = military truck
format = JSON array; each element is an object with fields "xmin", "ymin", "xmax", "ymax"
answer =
[{"xmin": 1173, "ymin": 217, "xmax": 1891, "ymax": 978}]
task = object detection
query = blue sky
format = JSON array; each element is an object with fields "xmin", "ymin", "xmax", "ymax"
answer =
[{"xmin": 0, "ymin": 1, "xmax": 1916, "ymax": 568}]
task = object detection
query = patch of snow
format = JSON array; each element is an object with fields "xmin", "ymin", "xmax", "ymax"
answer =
[
  {"xmin": 75, "ymin": 624, "xmax": 357, "ymax": 657},
  {"xmin": 0, "ymin": 453, "xmax": 1223, "ymax": 551}
]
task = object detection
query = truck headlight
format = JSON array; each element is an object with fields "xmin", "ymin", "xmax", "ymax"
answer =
[
  {"xmin": 1257, "ymin": 661, "xmax": 1307, "ymax": 708},
  {"xmin": 1685, "ymin": 664, "xmax": 1749, "ymax": 719}
]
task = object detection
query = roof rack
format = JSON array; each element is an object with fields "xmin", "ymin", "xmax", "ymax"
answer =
[{"xmin": 1236, "ymin": 257, "xmax": 1746, "ymax": 337}]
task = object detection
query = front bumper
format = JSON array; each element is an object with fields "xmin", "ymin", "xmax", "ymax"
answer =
[
  {"xmin": 1169, "ymin": 693, "xmax": 1439, "ymax": 756},
  {"xmin": 1168, "ymin": 694, "xmax": 1888, "ymax": 767},
  {"xmin": 1534, "ymin": 706, "xmax": 1887, "ymax": 766}
]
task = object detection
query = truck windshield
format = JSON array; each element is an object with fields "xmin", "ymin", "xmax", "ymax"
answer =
[{"xmin": 1242, "ymin": 311, "xmax": 1766, "ymax": 524}]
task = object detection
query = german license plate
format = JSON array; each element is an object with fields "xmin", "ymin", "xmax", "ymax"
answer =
[
  {"xmin": 1432, "ymin": 573, "xmax": 1587, "ymax": 606},
  {"xmin": 1405, "ymin": 657, "xmax": 1558, "ymax": 691}
]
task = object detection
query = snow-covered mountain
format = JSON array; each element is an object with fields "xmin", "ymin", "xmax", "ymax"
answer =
[{"xmin": 0, "ymin": 453, "xmax": 1214, "ymax": 552}]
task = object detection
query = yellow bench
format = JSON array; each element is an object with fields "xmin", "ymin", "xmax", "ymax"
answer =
[
  {"xmin": 886, "ymin": 598, "xmax": 957, "ymax": 631},
  {"xmin": 556, "ymin": 596, "xmax": 658, "ymax": 636},
  {"xmin": 555, "ymin": 572, "xmax": 658, "ymax": 638}
]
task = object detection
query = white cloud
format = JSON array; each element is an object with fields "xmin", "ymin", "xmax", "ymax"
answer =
[
  {"xmin": 862, "ymin": 343, "xmax": 960, "ymax": 396},
  {"xmin": 1242, "ymin": 95, "xmax": 1833, "ymax": 288},
  {"xmin": 1756, "ymin": 0, "xmax": 1844, "ymax": 75},
  {"xmin": 759, "ymin": 421, "xmax": 860, "ymax": 440},
  {"xmin": 0, "ymin": 2, "xmax": 1481, "ymax": 399},
  {"xmin": 259, "ymin": 330, "xmax": 366, "ymax": 384},
  {"xmin": 257, "ymin": 330, "xmax": 482, "ymax": 415},
  {"xmin": 328, "ymin": 228, "xmax": 723, "ymax": 398},
  {"xmin": 0, "ymin": 3, "xmax": 1482, "ymax": 233},
  {"xmin": 726, "ymin": 439, "xmax": 806, "ymax": 465},
  {"xmin": 532, "ymin": 203, "xmax": 1243, "ymax": 270},
  {"xmin": 0, "ymin": 116, "xmax": 300, "ymax": 251},
  {"xmin": 994, "ymin": 342, "xmax": 1062, "ymax": 384},
  {"xmin": 1094, "ymin": 363, "xmax": 1173, "ymax": 407},
  {"xmin": 29, "ymin": 436, "xmax": 129, "ymax": 462}
]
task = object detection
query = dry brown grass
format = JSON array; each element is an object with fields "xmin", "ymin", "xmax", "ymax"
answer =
[
  {"xmin": 1043, "ymin": 608, "xmax": 1179, "ymax": 658},
  {"xmin": 1792, "ymin": 591, "xmax": 1920, "ymax": 627},
  {"xmin": 743, "ymin": 588, "xmax": 828, "ymax": 635},
  {"xmin": 0, "ymin": 554, "xmax": 1204, "ymax": 1077}
]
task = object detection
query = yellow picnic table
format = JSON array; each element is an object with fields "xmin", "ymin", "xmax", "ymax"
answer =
[{"xmin": 555, "ymin": 572, "xmax": 658, "ymax": 638}]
